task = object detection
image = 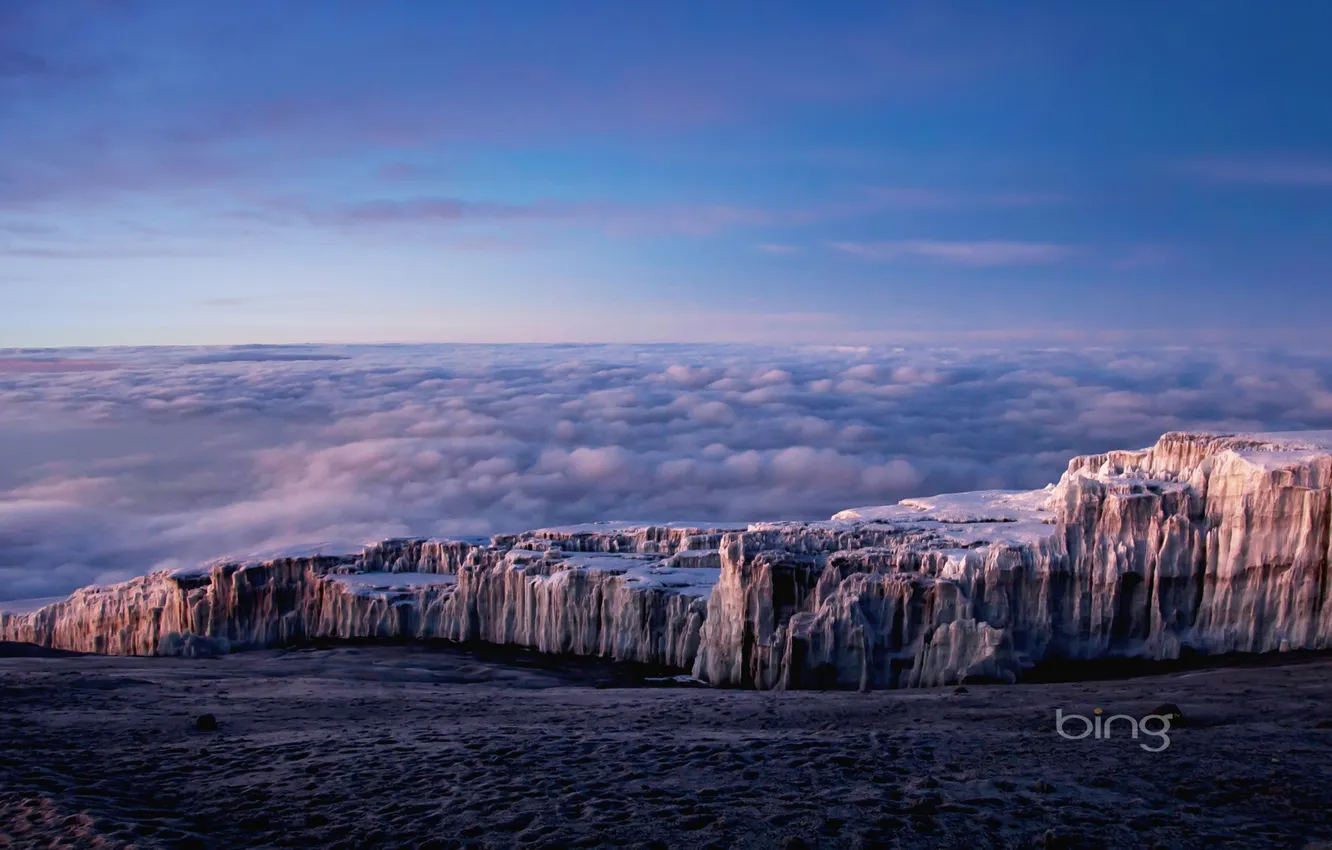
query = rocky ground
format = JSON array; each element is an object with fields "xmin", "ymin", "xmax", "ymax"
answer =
[{"xmin": 3, "ymin": 644, "xmax": 1332, "ymax": 849}]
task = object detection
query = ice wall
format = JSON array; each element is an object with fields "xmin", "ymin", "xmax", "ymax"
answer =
[
  {"xmin": 693, "ymin": 430, "xmax": 1332, "ymax": 687},
  {"xmin": 0, "ymin": 546, "xmax": 714, "ymax": 669}
]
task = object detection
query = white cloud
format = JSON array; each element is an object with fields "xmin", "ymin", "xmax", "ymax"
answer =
[
  {"xmin": 689, "ymin": 400, "xmax": 737, "ymax": 425},
  {"xmin": 843, "ymin": 363, "xmax": 879, "ymax": 381}
]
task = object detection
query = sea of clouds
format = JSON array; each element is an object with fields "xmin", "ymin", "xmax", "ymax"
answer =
[{"xmin": 3, "ymin": 343, "xmax": 1332, "ymax": 601}]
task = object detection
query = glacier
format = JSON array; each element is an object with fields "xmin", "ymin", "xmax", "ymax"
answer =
[{"xmin": 4, "ymin": 430, "xmax": 1332, "ymax": 689}]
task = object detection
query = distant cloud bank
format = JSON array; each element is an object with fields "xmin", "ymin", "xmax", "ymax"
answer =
[{"xmin": 3, "ymin": 343, "xmax": 1332, "ymax": 600}]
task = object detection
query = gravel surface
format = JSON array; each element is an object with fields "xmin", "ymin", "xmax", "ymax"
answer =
[{"xmin": 3, "ymin": 644, "xmax": 1332, "ymax": 849}]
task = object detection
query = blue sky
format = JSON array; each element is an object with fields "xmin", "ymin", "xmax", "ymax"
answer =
[{"xmin": 3, "ymin": 0, "xmax": 1331, "ymax": 346}]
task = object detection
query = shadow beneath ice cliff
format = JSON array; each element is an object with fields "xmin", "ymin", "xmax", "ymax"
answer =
[
  {"xmin": 1024, "ymin": 647, "xmax": 1332, "ymax": 685},
  {"xmin": 0, "ymin": 641, "xmax": 88, "ymax": 658},
  {"xmin": 285, "ymin": 637, "xmax": 708, "ymax": 689}
]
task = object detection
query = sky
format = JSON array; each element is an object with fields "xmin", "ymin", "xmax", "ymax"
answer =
[{"xmin": 3, "ymin": 0, "xmax": 1331, "ymax": 347}]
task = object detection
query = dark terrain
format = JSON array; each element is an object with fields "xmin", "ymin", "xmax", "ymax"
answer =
[{"xmin": 3, "ymin": 644, "xmax": 1332, "ymax": 849}]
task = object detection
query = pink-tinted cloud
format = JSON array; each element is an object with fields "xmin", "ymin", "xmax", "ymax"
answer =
[
  {"xmin": 252, "ymin": 192, "xmax": 1017, "ymax": 239},
  {"xmin": 317, "ymin": 198, "xmax": 548, "ymax": 226},
  {"xmin": 828, "ymin": 240, "xmax": 1075, "ymax": 266}
]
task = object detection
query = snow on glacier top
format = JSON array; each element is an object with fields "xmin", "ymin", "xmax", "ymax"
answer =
[
  {"xmin": 1219, "ymin": 429, "xmax": 1332, "ymax": 450},
  {"xmin": 832, "ymin": 488, "xmax": 1054, "ymax": 525},
  {"xmin": 830, "ymin": 487, "xmax": 1059, "ymax": 548},
  {"xmin": 1186, "ymin": 430, "xmax": 1332, "ymax": 473},
  {"xmin": 325, "ymin": 572, "xmax": 459, "ymax": 596},
  {"xmin": 172, "ymin": 540, "xmax": 364, "ymax": 577},
  {"xmin": 1232, "ymin": 448, "xmax": 1332, "ymax": 472},
  {"xmin": 544, "ymin": 552, "xmax": 721, "ymax": 597},
  {"xmin": 528, "ymin": 520, "xmax": 750, "ymax": 536}
]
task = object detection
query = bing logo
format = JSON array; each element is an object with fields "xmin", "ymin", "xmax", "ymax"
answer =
[{"xmin": 1055, "ymin": 707, "xmax": 1173, "ymax": 752}]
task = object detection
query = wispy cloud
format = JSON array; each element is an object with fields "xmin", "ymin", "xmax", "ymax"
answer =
[
  {"xmin": 254, "ymin": 196, "xmax": 779, "ymax": 237},
  {"xmin": 0, "ymin": 3, "xmax": 1016, "ymax": 212},
  {"xmin": 1180, "ymin": 158, "xmax": 1332, "ymax": 188},
  {"xmin": 256, "ymin": 193, "xmax": 1018, "ymax": 239},
  {"xmin": 828, "ymin": 240, "xmax": 1074, "ymax": 266},
  {"xmin": 307, "ymin": 197, "xmax": 548, "ymax": 226},
  {"xmin": 858, "ymin": 187, "xmax": 1065, "ymax": 209}
]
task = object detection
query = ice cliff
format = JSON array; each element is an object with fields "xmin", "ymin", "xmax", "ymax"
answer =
[{"xmin": 4, "ymin": 430, "xmax": 1332, "ymax": 690}]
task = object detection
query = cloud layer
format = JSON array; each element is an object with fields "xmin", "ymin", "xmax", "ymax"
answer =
[{"xmin": 4, "ymin": 343, "xmax": 1332, "ymax": 600}]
